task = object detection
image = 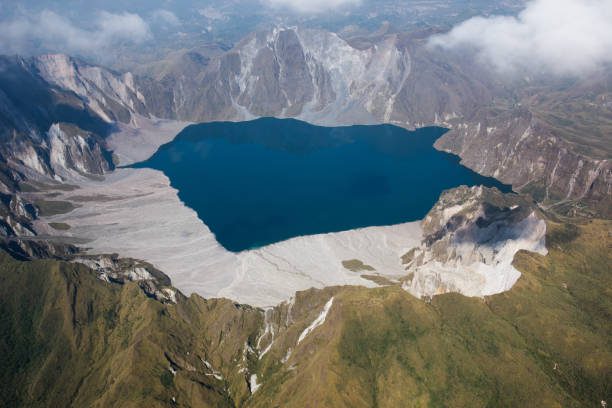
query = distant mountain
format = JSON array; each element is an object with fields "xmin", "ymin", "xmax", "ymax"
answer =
[
  {"xmin": 0, "ymin": 25, "xmax": 609, "ymax": 259},
  {"xmin": 134, "ymin": 27, "xmax": 611, "ymax": 217}
]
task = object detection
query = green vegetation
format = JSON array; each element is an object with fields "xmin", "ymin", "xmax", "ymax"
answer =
[
  {"xmin": 0, "ymin": 219, "xmax": 609, "ymax": 407},
  {"xmin": 35, "ymin": 200, "xmax": 78, "ymax": 216},
  {"xmin": 342, "ymin": 259, "xmax": 376, "ymax": 272},
  {"xmin": 534, "ymin": 100, "xmax": 612, "ymax": 160},
  {"xmin": 360, "ymin": 274, "xmax": 396, "ymax": 286},
  {"xmin": 48, "ymin": 222, "xmax": 71, "ymax": 230},
  {"xmin": 0, "ymin": 253, "xmax": 262, "ymax": 407}
]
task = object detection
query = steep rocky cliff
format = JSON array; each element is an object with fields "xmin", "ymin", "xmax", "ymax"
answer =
[
  {"xmin": 0, "ymin": 55, "xmax": 119, "ymax": 258},
  {"xmin": 401, "ymin": 186, "xmax": 547, "ymax": 298},
  {"xmin": 34, "ymin": 54, "xmax": 148, "ymax": 125},
  {"xmin": 131, "ymin": 27, "xmax": 612, "ymax": 215},
  {"xmin": 2, "ymin": 27, "xmax": 610, "ymax": 219},
  {"xmin": 436, "ymin": 107, "xmax": 612, "ymax": 218}
]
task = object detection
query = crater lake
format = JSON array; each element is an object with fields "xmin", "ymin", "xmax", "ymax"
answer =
[{"xmin": 132, "ymin": 118, "xmax": 511, "ymax": 252}]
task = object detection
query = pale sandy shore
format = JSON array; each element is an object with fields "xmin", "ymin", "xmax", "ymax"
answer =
[
  {"xmin": 41, "ymin": 167, "xmax": 422, "ymax": 307},
  {"xmin": 106, "ymin": 115, "xmax": 192, "ymax": 166}
]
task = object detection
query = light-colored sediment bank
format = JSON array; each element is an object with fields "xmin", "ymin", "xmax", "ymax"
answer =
[
  {"xmin": 38, "ymin": 119, "xmax": 547, "ymax": 307},
  {"xmin": 106, "ymin": 115, "xmax": 192, "ymax": 165},
  {"xmin": 40, "ymin": 167, "xmax": 422, "ymax": 307}
]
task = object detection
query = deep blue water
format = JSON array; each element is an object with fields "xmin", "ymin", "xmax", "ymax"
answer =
[{"xmin": 132, "ymin": 118, "xmax": 511, "ymax": 252}]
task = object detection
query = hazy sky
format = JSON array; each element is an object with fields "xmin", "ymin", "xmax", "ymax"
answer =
[
  {"xmin": 1, "ymin": 0, "xmax": 611, "ymax": 79},
  {"xmin": 0, "ymin": 0, "xmax": 363, "ymax": 58},
  {"xmin": 0, "ymin": 10, "xmax": 153, "ymax": 56}
]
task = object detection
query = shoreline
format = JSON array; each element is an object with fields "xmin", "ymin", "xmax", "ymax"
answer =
[{"xmin": 39, "ymin": 166, "xmax": 423, "ymax": 307}]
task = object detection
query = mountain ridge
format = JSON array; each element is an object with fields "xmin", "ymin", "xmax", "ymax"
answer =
[
  {"xmin": 1, "ymin": 215, "xmax": 609, "ymax": 407},
  {"xmin": 2, "ymin": 26, "xmax": 607, "ymax": 219}
]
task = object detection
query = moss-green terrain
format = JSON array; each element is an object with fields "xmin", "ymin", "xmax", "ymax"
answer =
[
  {"xmin": 1, "ymin": 219, "xmax": 610, "ymax": 407},
  {"xmin": 253, "ymin": 219, "xmax": 611, "ymax": 407},
  {"xmin": 342, "ymin": 259, "xmax": 376, "ymax": 272},
  {"xmin": 34, "ymin": 200, "xmax": 78, "ymax": 216},
  {"xmin": 0, "ymin": 254, "xmax": 263, "ymax": 408},
  {"xmin": 48, "ymin": 222, "xmax": 71, "ymax": 230}
]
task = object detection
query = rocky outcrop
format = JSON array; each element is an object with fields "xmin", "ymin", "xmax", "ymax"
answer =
[
  {"xmin": 0, "ymin": 55, "xmax": 117, "ymax": 180},
  {"xmin": 0, "ymin": 120, "xmax": 114, "ymax": 259},
  {"xmin": 0, "ymin": 190, "xmax": 79, "ymax": 260},
  {"xmin": 34, "ymin": 54, "xmax": 148, "ymax": 125},
  {"xmin": 0, "ymin": 193, "xmax": 36, "ymax": 236},
  {"xmin": 72, "ymin": 254, "xmax": 177, "ymax": 303},
  {"xmin": 138, "ymin": 27, "xmax": 412, "ymax": 125},
  {"xmin": 47, "ymin": 123, "xmax": 114, "ymax": 177},
  {"xmin": 401, "ymin": 186, "xmax": 547, "ymax": 299},
  {"xmin": 436, "ymin": 109, "xmax": 612, "ymax": 218},
  {"xmin": 0, "ymin": 56, "xmax": 118, "ymax": 260}
]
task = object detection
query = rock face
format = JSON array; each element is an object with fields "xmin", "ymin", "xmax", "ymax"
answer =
[
  {"xmin": 401, "ymin": 186, "xmax": 547, "ymax": 299},
  {"xmin": 138, "ymin": 27, "xmax": 413, "ymax": 125},
  {"xmin": 436, "ymin": 108, "xmax": 612, "ymax": 218},
  {"xmin": 2, "ymin": 28, "xmax": 611, "ymax": 219},
  {"xmin": 34, "ymin": 54, "xmax": 148, "ymax": 125},
  {"xmin": 0, "ymin": 56, "xmax": 117, "ymax": 180},
  {"xmin": 0, "ymin": 193, "xmax": 36, "ymax": 236},
  {"xmin": 0, "ymin": 26, "xmax": 609, "ymax": 269},
  {"xmin": 0, "ymin": 191, "xmax": 78, "ymax": 259},
  {"xmin": 47, "ymin": 123, "xmax": 114, "ymax": 177},
  {"xmin": 133, "ymin": 27, "xmax": 610, "ymax": 215},
  {"xmin": 72, "ymin": 254, "xmax": 178, "ymax": 303},
  {"xmin": 0, "ymin": 55, "xmax": 120, "ymax": 258},
  {"xmin": 137, "ymin": 27, "xmax": 495, "ymax": 129}
]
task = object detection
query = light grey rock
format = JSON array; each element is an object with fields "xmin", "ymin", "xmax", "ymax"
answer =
[{"xmin": 402, "ymin": 186, "xmax": 547, "ymax": 299}]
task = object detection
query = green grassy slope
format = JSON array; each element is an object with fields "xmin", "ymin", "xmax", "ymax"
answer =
[
  {"xmin": 251, "ymin": 220, "xmax": 611, "ymax": 407},
  {"xmin": 0, "ymin": 254, "xmax": 262, "ymax": 408},
  {"xmin": 1, "ymin": 219, "xmax": 610, "ymax": 407}
]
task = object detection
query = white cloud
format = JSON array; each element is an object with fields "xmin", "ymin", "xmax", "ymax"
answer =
[
  {"xmin": 151, "ymin": 9, "xmax": 181, "ymax": 27},
  {"xmin": 264, "ymin": 0, "xmax": 361, "ymax": 14},
  {"xmin": 0, "ymin": 10, "xmax": 151, "ymax": 57},
  {"xmin": 429, "ymin": 0, "xmax": 612, "ymax": 77},
  {"xmin": 197, "ymin": 7, "xmax": 227, "ymax": 21}
]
